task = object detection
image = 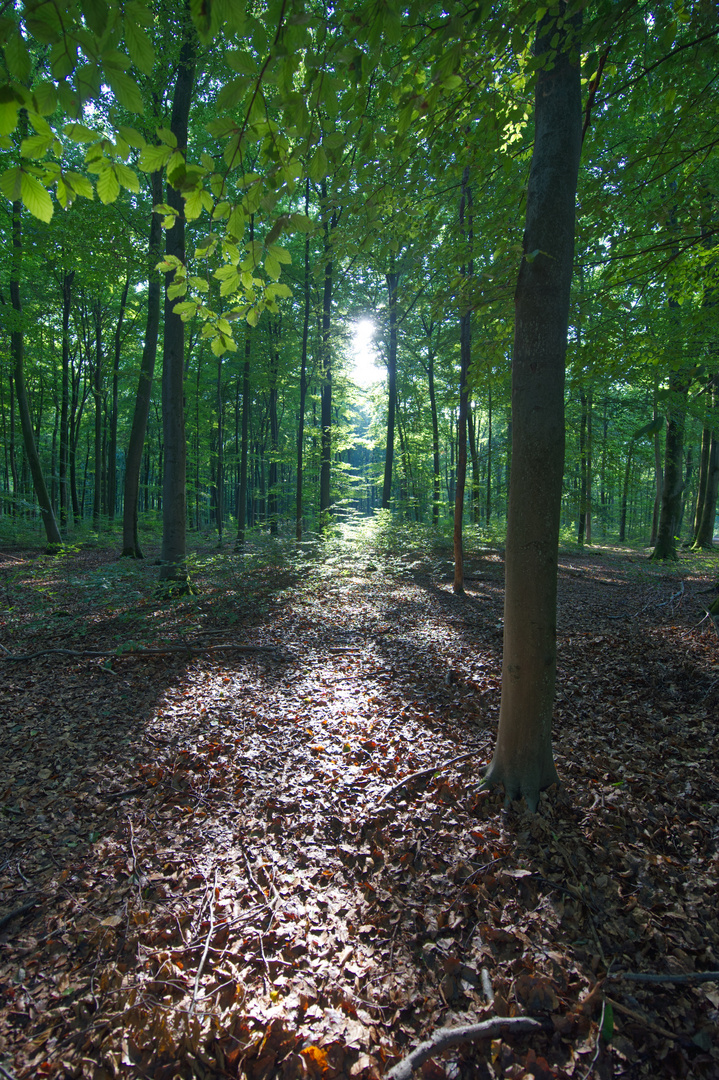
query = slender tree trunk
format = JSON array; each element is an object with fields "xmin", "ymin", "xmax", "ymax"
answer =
[
  {"xmin": 9, "ymin": 373, "xmax": 18, "ymax": 511},
  {"xmin": 319, "ymin": 197, "xmax": 336, "ymax": 528},
  {"xmin": 108, "ymin": 275, "xmax": 130, "ymax": 523},
  {"xmin": 693, "ymin": 376, "xmax": 719, "ymax": 549},
  {"xmin": 59, "ymin": 270, "xmax": 74, "ymax": 530},
  {"xmin": 268, "ymin": 319, "xmax": 279, "ymax": 536},
  {"xmin": 578, "ymin": 388, "xmax": 587, "ymax": 544},
  {"xmin": 296, "ymin": 179, "xmax": 311, "ymax": 541},
  {"xmin": 10, "ymin": 198, "xmax": 62, "ymax": 549},
  {"xmin": 650, "ymin": 371, "xmax": 663, "ymax": 545},
  {"xmin": 693, "ymin": 421, "xmax": 711, "ymax": 543},
  {"xmin": 585, "ymin": 388, "xmax": 593, "ymax": 542},
  {"xmin": 454, "ymin": 165, "xmax": 472, "ymax": 594},
  {"xmin": 382, "ymin": 268, "xmax": 400, "ymax": 510},
  {"xmin": 216, "ymin": 350, "xmax": 224, "ymax": 543},
  {"xmin": 235, "ymin": 327, "xmax": 251, "ymax": 548},
  {"xmin": 619, "ymin": 440, "xmax": 634, "ymax": 542},
  {"xmin": 651, "ymin": 365, "xmax": 691, "ymax": 561},
  {"xmin": 484, "ymin": 4, "xmax": 581, "ymax": 808},
  {"xmin": 423, "ymin": 318, "xmax": 441, "ymax": 528},
  {"xmin": 159, "ymin": 15, "xmax": 196, "ymax": 587},
  {"xmin": 122, "ymin": 172, "xmax": 163, "ymax": 558},
  {"xmin": 467, "ymin": 404, "xmax": 480, "ymax": 524},
  {"xmin": 486, "ymin": 375, "xmax": 492, "ymax": 526},
  {"xmin": 91, "ymin": 301, "xmax": 103, "ymax": 531}
]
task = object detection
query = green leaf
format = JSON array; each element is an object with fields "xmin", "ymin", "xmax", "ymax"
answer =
[
  {"xmin": 167, "ymin": 280, "xmax": 187, "ymax": 299},
  {"xmin": 32, "ymin": 82, "xmax": 58, "ymax": 115},
  {"xmin": 264, "ymin": 252, "xmax": 281, "ymax": 280},
  {"xmin": 64, "ymin": 171, "xmax": 94, "ymax": 199},
  {"xmin": 441, "ymin": 74, "xmax": 463, "ymax": 90},
  {"xmin": 217, "ymin": 76, "xmax": 250, "ymax": 111},
  {"xmin": 0, "ymin": 96, "xmax": 18, "ymax": 136},
  {"xmin": 5, "ymin": 30, "xmax": 31, "ymax": 82},
  {"xmin": 20, "ymin": 172, "xmax": 53, "ymax": 222},
  {"xmin": 119, "ymin": 124, "xmax": 146, "ymax": 149},
  {"xmin": 633, "ymin": 417, "xmax": 664, "ymax": 439},
  {"xmin": 0, "ymin": 166, "xmax": 22, "ymax": 201},
  {"xmin": 114, "ymin": 161, "xmax": 140, "ymax": 192},
  {"xmin": 269, "ymin": 243, "xmax": 291, "ymax": 265},
  {"xmin": 107, "ymin": 69, "xmax": 144, "ymax": 114},
  {"xmin": 21, "ymin": 133, "xmax": 53, "ymax": 159},
  {"xmin": 600, "ymin": 1000, "xmax": 614, "ymax": 1043},
  {"xmin": 290, "ymin": 212, "xmax": 315, "ymax": 233},
  {"xmin": 184, "ymin": 186, "xmax": 204, "ymax": 220},
  {"xmin": 125, "ymin": 2, "xmax": 156, "ymax": 73},
  {"xmin": 138, "ymin": 143, "xmax": 173, "ymax": 172},
  {"xmin": 64, "ymin": 122, "xmax": 99, "ymax": 143},
  {"xmin": 308, "ymin": 145, "xmax": 328, "ymax": 183},
  {"xmin": 156, "ymin": 127, "xmax": 178, "ymax": 147},
  {"xmin": 96, "ymin": 165, "xmax": 120, "ymax": 203},
  {"xmin": 80, "ymin": 0, "xmax": 109, "ymax": 35}
]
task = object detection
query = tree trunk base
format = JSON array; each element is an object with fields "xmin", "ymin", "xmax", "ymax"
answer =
[
  {"xmin": 156, "ymin": 576, "xmax": 193, "ymax": 599},
  {"xmin": 481, "ymin": 758, "xmax": 560, "ymax": 812},
  {"xmin": 121, "ymin": 546, "xmax": 144, "ymax": 559}
]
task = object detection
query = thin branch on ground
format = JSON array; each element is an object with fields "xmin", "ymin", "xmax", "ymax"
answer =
[
  {"xmin": 385, "ymin": 1017, "xmax": 548, "ymax": 1080},
  {"xmin": 188, "ymin": 867, "xmax": 217, "ymax": 1021},
  {"xmin": 0, "ymin": 643, "xmax": 280, "ymax": 663},
  {"xmin": 608, "ymin": 970, "xmax": 719, "ymax": 985},
  {"xmin": 0, "ymin": 900, "xmax": 39, "ymax": 932},
  {"xmin": 377, "ymin": 748, "xmax": 486, "ymax": 806}
]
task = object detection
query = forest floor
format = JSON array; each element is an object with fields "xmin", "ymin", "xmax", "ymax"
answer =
[{"xmin": 1, "ymin": 522, "xmax": 718, "ymax": 1080}]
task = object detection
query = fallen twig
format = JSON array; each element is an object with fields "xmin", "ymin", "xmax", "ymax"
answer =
[
  {"xmin": 0, "ymin": 643, "xmax": 279, "ymax": 663},
  {"xmin": 385, "ymin": 1017, "xmax": 547, "ymax": 1080},
  {"xmin": 0, "ymin": 899, "xmax": 39, "ymax": 931},
  {"xmin": 608, "ymin": 970, "xmax": 719, "ymax": 985},
  {"xmin": 188, "ymin": 868, "xmax": 217, "ymax": 1021},
  {"xmin": 604, "ymin": 996, "xmax": 685, "ymax": 1043},
  {"xmin": 377, "ymin": 749, "xmax": 484, "ymax": 807}
]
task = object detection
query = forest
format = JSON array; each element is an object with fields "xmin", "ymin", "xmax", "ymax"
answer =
[{"xmin": 1, "ymin": 1, "xmax": 719, "ymax": 1079}]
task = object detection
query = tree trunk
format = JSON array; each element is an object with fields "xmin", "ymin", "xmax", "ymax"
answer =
[
  {"xmin": 585, "ymin": 387, "xmax": 592, "ymax": 543},
  {"xmin": 159, "ymin": 16, "xmax": 196, "ymax": 588},
  {"xmin": 382, "ymin": 268, "xmax": 400, "ymax": 510},
  {"xmin": 695, "ymin": 435, "xmax": 719, "ymax": 548},
  {"xmin": 650, "ymin": 371, "xmax": 663, "ymax": 546},
  {"xmin": 59, "ymin": 270, "xmax": 74, "ymax": 530},
  {"xmin": 577, "ymin": 388, "xmax": 587, "ymax": 544},
  {"xmin": 619, "ymin": 440, "xmax": 634, "ymax": 542},
  {"xmin": 296, "ymin": 179, "xmax": 311, "ymax": 541},
  {"xmin": 235, "ymin": 327, "xmax": 251, "ymax": 548},
  {"xmin": 268, "ymin": 318, "xmax": 280, "ymax": 536},
  {"xmin": 122, "ymin": 171, "xmax": 163, "ymax": 558},
  {"xmin": 486, "ymin": 374, "xmax": 492, "ymax": 526},
  {"xmin": 216, "ymin": 350, "xmax": 224, "ymax": 543},
  {"xmin": 10, "ymin": 198, "xmax": 62, "ymax": 549},
  {"xmin": 468, "ymin": 404, "xmax": 480, "ymax": 524},
  {"xmin": 423, "ymin": 317, "xmax": 441, "ymax": 528},
  {"xmin": 319, "ymin": 191, "xmax": 336, "ymax": 529},
  {"xmin": 108, "ymin": 275, "xmax": 130, "ymax": 523},
  {"xmin": 454, "ymin": 165, "xmax": 472, "ymax": 594},
  {"xmin": 484, "ymin": 5, "xmax": 581, "ymax": 809},
  {"xmin": 92, "ymin": 300, "xmax": 103, "ymax": 531},
  {"xmin": 651, "ymin": 367, "xmax": 690, "ymax": 561}
]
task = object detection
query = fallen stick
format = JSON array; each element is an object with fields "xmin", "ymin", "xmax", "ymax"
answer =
[
  {"xmin": 0, "ymin": 643, "xmax": 279, "ymax": 663},
  {"xmin": 604, "ymin": 996, "xmax": 684, "ymax": 1043},
  {"xmin": 385, "ymin": 1017, "xmax": 546, "ymax": 1080},
  {"xmin": 377, "ymin": 749, "xmax": 485, "ymax": 806},
  {"xmin": 608, "ymin": 970, "xmax": 719, "ymax": 985},
  {"xmin": 0, "ymin": 899, "xmax": 38, "ymax": 931},
  {"xmin": 188, "ymin": 868, "xmax": 217, "ymax": 1021}
]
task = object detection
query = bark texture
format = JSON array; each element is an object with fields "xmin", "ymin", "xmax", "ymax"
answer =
[
  {"xmin": 484, "ymin": 6, "xmax": 581, "ymax": 809},
  {"xmin": 122, "ymin": 171, "xmax": 163, "ymax": 558},
  {"xmin": 159, "ymin": 18, "xmax": 196, "ymax": 586}
]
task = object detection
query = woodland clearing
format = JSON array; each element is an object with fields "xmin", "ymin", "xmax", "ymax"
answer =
[{"xmin": 1, "ymin": 527, "xmax": 718, "ymax": 1080}]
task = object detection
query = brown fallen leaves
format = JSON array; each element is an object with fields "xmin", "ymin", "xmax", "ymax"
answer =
[{"xmin": 0, "ymin": 541, "xmax": 718, "ymax": 1080}]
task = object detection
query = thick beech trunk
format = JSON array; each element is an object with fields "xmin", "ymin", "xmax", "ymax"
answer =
[
  {"xmin": 484, "ymin": 6, "xmax": 581, "ymax": 808},
  {"xmin": 159, "ymin": 19, "xmax": 196, "ymax": 587},
  {"xmin": 10, "ymin": 199, "xmax": 62, "ymax": 549},
  {"xmin": 122, "ymin": 171, "xmax": 163, "ymax": 558},
  {"xmin": 382, "ymin": 269, "xmax": 400, "ymax": 510}
]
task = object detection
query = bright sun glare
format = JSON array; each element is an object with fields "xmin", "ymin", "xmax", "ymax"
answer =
[{"xmin": 350, "ymin": 318, "xmax": 383, "ymax": 387}]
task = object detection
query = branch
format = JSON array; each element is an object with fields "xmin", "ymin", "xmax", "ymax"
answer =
[
  {"xmin": 377, "ymin": 749, "xmax": 483, "ymax": 807},
  {"xmin": 581, "ymin": 46, "xmax": 610, "ymax": 145},
  {"xmin": 0, "ymin": 899, "xmax": 39, "ymax": 932},
  {"xmin": 0, "ymin": 643, "xmax": 279, "ymax": 663},
  {"xmin": 608, "ymin": 970, "xmax": 719, "ymax": 985},
  {"xmin": 385, "ymin": 1017, "xmax": 547, "ymax": 1080}
]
